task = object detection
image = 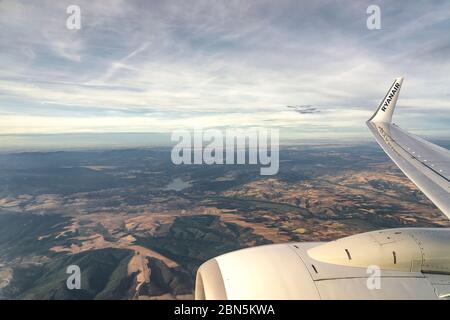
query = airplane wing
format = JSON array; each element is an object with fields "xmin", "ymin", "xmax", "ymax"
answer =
[{"xmin": 367, "ymin": 77, "xmax": 450, "ymax": 219}]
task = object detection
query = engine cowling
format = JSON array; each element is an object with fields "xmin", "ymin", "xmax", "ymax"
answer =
[
  {"xmin": 307, "ymin": 228, "xmax": 450, "ymax": 274},
  {"xmin": 195, "ymin": 243, "xmax": 321, "ymax": 300},
  {"xmin": 195, "ymin": 228, "xmax": 450, "ymax": 300}
]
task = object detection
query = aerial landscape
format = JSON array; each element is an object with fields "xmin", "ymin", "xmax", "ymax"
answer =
[
  {"xmin": 1, "ymin": 0, "xmax": 450, "ymax": 304},
  {"xmin": 1, "ymin": 142, "xmax": 448, "ymax": 299}
]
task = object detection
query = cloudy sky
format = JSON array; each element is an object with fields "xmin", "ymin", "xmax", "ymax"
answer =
[{"xmin": 0, "ymin": 0, "xmax": 450, "ymax": 141}]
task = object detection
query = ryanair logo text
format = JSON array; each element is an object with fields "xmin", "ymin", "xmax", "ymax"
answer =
[{"xmin": 381, "ymin": 82, "xmax": 400, "ymax": 112}]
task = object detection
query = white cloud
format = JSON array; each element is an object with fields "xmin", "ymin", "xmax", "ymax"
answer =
[{"xmin": 0, "ymin": 0, "xmax": 449, "ymax": 139}]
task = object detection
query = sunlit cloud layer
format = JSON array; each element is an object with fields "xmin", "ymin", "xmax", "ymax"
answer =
[{"xmin": 0, "ymin": 0, "xmax": 449, "ymax": 139}]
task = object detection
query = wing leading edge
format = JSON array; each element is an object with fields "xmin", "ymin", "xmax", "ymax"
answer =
[{"xmin": 367, "ymin": 77, "xmax": 450, "ymax": 219}]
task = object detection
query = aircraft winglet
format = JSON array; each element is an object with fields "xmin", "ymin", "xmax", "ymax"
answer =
[{"xmin": 368, "ymin": 77, "xmax": 404, "ymax": 123}]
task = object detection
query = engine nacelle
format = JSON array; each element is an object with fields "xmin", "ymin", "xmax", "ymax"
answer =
[
  {"xmin": 195, "ymin": 228, "xmax": 450, "ymax": 300},
  {"xmin": 307, "ymin": 228, "xmax": 450, "ymax": 274},
  {"xmin": 195, "ymin": 243, "xmax": 321, "ymax": 300}
]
